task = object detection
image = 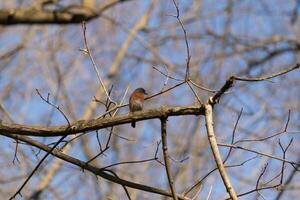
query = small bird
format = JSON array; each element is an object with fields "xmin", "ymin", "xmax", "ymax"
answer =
[{"xmin": 129, "ymin": 88, "xmax": 148, "ymax": 128}]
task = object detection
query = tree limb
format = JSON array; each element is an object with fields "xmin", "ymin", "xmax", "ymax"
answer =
[
  {"xmin": 204, "ymin": 104, "xmax": 238, "ymax": 200},
  {"xmin": 0, "ymin": 105, "xmax": 205, "ymax": 137}
]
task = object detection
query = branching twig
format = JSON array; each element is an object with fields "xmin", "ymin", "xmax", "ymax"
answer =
[
  {"xmin": 184, "ymin": 156, "xmax": 259, "ymax": 197},
  {"xmin": 152, "ymin": 65, "xmax": 216, "ymax": 93},
  {"xmin": 87, "ymin": 86, "xmax": 130, "ymax": 163},
  {"xmin": 228, "ymin": 139, "xmax": 294, "ymax": 200},
  {"xmin": 278, "ymin": 138, "xmax": 293, "ymax": 184},
  {"xmin": 187, "ymin": 81, "xmax": 202, "ymax": 104},
  {"xmin": 256, "ymin": 163, "xmax": 268, "ymax": 189},
  {"xmin": 218, "ymin": 143, "xmax": 300, "ymax": 167},
  {"xmin": 3, "ymin": 133, "xmax": 190, "ymax": 200},
  {"xmin": 36, "ymin": 89, "xmax": 70, "ymax": 126},
  {"xmin": 153, "ymin": 65, "xmax": 183, "ymax": 82},
  {"xmin": 234, "ymin": 110, "xmax": 291, "ymax": 144},
  {"xmin": 102, "ymin": 169, "xmax": 132, "ymax": 200},
  {"xmin": 153, "ymin": 65, "xmax": 171, "ymax": 92},
  {"xmin": 100, "ymin": 142, "xmax": 160, "ymax": 169},
  {"xmin": 12, "ymin": 139, "xmax": 20, "ymax": 164},
  {"xmin": 80, "ymin": 21, "xmax": 115, "ymax": 104},
  {"xmin": 96, "ymin": 81, "xmax": 186, "ymax": 119},
  {"xmin": 189, "ymin": 79, "xmax": 217, "ymax": 93},
  {"xmin": 171, "ymin": 0, "xmax": 191, "ymax": 81},
  {"xmin": 10, "ymin": 90, "xmax": 72, "ymax": 199},
  {"xmin": 211, "ymin": 64, "xmax": 300, "ymax": 104}
]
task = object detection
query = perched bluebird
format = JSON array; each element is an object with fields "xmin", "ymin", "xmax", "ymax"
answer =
[{"xmin": 129, "ymin": 88, "xmax": 148, "ymax": 128}]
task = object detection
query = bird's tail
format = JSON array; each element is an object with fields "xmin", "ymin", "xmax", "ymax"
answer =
[{"xmin": 131, "ymin": 121, "xmax": 136, "ymax": 128}]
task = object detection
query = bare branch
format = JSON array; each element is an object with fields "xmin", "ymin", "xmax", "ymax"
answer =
[
  {"xmin": 81, "ymin": 21, "xmax": 115, "ymax": 104},
  {"xmin": 218, "ymin": 143, "xmax": 300, "ymax": 167},
  {"xmin": 9, "ymin": 89, "xmax": 73, "ymax": 199},
  {"xmin": 234, "ymin": 110, "xmax": 291, "ymax": 144},
  {"xmin": 0, "ymin": 0, "xmax": 133, "ymax": 25},
  {"xmin": 187, "ymin": 81, "xmax": 202, "ymax": 104},
  {"xmin": 184, "ymin": 156, "xmax": 259, "ymax": 197},
  {"xmin": 96, "ymin": 81, "xmax": 186, "ymax": 119},
  {"xmin": 256, "ymin": 163, "xmax": 268, "ymax": 189},
  {"xmin": 9, "ymin": 134, "xmax": 70, "ymax": 200},
  {"xmin": 153, "ymin": 65, "xmax": 183, "ymax": 82},
  {"xmin": 171, "ymin": 0, "xmax": 191, "ymax": 81},
  {"xmin": 100, "ymin": 142, "xmax": 160, "ymax": 170},
  {"xmin": 3, "ymin": 133, "xmax": 190, "ymax": 200},
  {"xmin": 210, "ymin": 64, "xmax": 300, "ymax": 104},
  {"xmin": 223, "ymin": 108, "xmax": 243, "ymax": 163},
  {"xmin": 233, "ymin": 63, "xmax": 300, "ymax": 81},
  {"xmin": 0, "ymin": 105, "xmax": 204, "ymax": 137},
  {"xmin": 161, "ymin": 117, "xmax": 178, "ymax": 200},
  {"xmin": 204, "ymin": 104, "xmax": 238, "ymax": 200}
]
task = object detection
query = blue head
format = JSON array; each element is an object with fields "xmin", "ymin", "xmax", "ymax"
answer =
[{"xmin": 134, "ymin": 88, "xmax": 148, "ymax": 95}]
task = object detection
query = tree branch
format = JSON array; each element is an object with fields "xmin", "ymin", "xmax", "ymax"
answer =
[
  {"xmin": 161, "ymin": 117, "xmax": 178, "ymax": 200},
  {"xmin": 0, "ymin": 105, "xmax": 205, "ymax": 137},
  {"xmin": 0, "ymin": 0, "xmax": 132, "ymax": 25},
  {"xmin": 2, "ymin": 133, "xmax": 190, "ymax": 200},
  {"xmin": 204, "ymin": 104, "xmax": 238, "ymax": 200}
]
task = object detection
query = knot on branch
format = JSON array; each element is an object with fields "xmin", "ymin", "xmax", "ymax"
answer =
[{"xmin": 160, "ymin": 111, "xmax": 168, "ymax": 121}]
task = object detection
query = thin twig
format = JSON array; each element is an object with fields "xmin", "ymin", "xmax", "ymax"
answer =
[
  {"xmin": 100, "ymin": 142, "xmax": 160, "ymax": 169},
  {"xmin": 152, "ymin": 65, "xmax": 216, "ymax": 93},
  {"xmin": 278, "ymin": 138, "xmax": 293, "ymax": 184},
  {"xmin": 87, "ymin": 86, "xmax": 130, "ymax": 163},
  {"xmin": 211, "ymin": 64, "xmax": 300, "ymax": 104},
  {"xmin": 36, "ymin": 89, "xmax": 70, "ymax": 126},
  {"xmin": 189, "ymin": 79, "xmax": 217, "ymax": 93},
  {"xmin": 223, "ymin": 108, "xmax": 243, "ymax": 163},
  {"xmin": 112, "ymin": 86, "xmax": 129, "ymax": 117},
  {"xmin": 233, "ymin": 63, "xmax": 300, "ymax": 81},
  {"xmin": 97, "ymin": 81, "xmax": 186, "ymax": 119},
  {"xmin": 205, "ymin": 185, "xmax": 212, "ymax": 200},
  {"xmin": 187, "ymin": 81, "xmax": 202, "ymax": 104},
  {"xmin": 12, "ymin": 139, "xmax": 20, "ymax": 164},
  {"xmin": 153, "ymin": 65, "xmax": 170, "ymax": 92},
  {"xmin": 171, "ymin": 0, "xmax": 191, "ymax": 80},
  {"xmin": 80, "ymin": 21, "xmax": 115, "ymax": 104},
  {"xmin": 234, "ymin": 110, "xmax": 291, "ymax": 144},
  {"xmin": 103, "ymin": 169, "xmax": 132, "ymax": 200},
  {"xmin": 218, "ymin": 143, "xmax": 300, "ymax": 167},
  {"xmin": 153, "ymin": 65, "xmax": 183, "ymax": 82},
  {"xmin": 256, "ymin": 163, "xmax": 268, "ymax": 189},
  {"xmin": 184, "ymin": 156, "xmax": 259, "ymax": 197}
]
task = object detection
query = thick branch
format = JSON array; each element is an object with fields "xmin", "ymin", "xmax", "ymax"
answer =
[
  {"xmin": 204, "ymin": 104, "xmax": 238, "ymax": 200},
  {"xmin": 0, "ymin": 0, "xmax": 132, "ymax": 25},
  {"xmin": 0, "ymin": 105, "xmax": 204, "ymax": 137},
  {"xmin": 0, "ymin": 7, "xmax": 95, "ymax": 25}
]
